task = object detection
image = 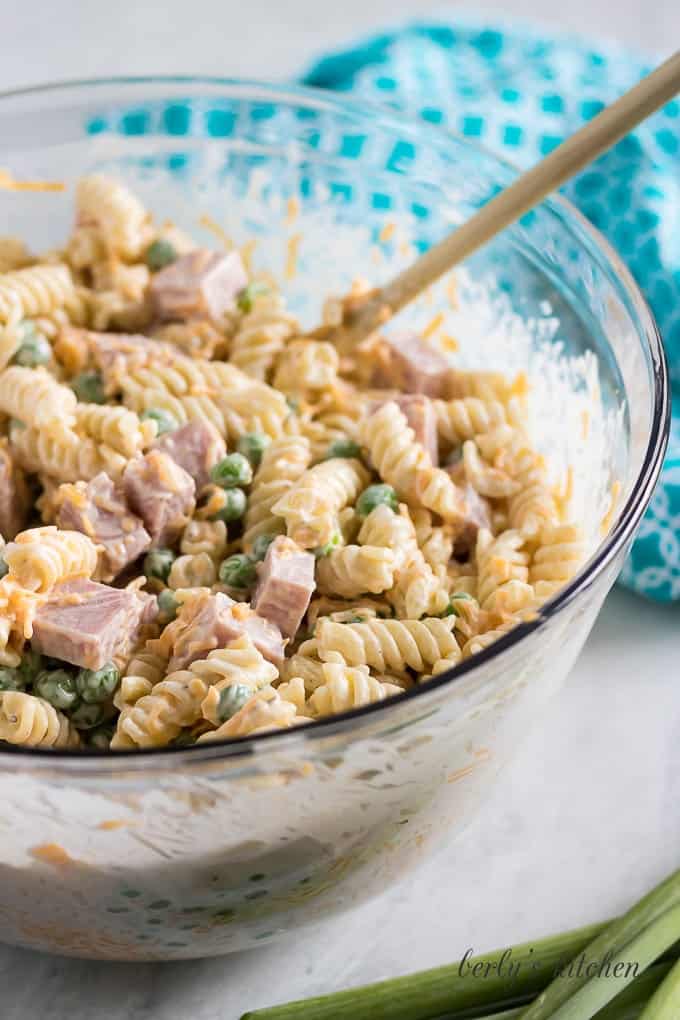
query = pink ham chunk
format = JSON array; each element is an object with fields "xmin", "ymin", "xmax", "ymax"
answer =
[
  {"xmin": 252, "ymin": 536, "xmax": 315, "ymax": 639},
  {"xmin": 372, "ymin": 395, "xmax": 438, "ymax": 466},
  {"xmin": 123, "ymin": 451, "xmax": 195, "ymax": 548},
  {"xmin": 371, "ymin": 333, "xmax": 451, "ymax": 398},
  {"xmin": 31, "ymin": 578, "xmax": 158, "ymax": 671},
  {"xmin": 167, "ymin": 590, "xmax": 285, "ymax": 672},
  {"xmin": 154, "ymin": 421, "xmax": 226, "ymax": 491},
  {"xmin": 55, "ymin": 473, "xmax": 151, "ymax": 582},
  {"xmin": 150, "ymin": 249, "xmax": 247, "ymax": 323},
  {"xmin": 450, "ymin": 479, "xmax": 492, "ymax": 558},
  {"xmin": 0, "ymin": 441, "xmax": 30, "ymax": 540}
]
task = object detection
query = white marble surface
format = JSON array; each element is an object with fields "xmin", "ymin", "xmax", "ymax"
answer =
[{"xmin": 1, "ymin": 1, "xmax": 680, "ymax": 1017}]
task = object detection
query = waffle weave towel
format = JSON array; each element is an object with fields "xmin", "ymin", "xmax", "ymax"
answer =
[{"xmin": 304, "ymin": 18, "xmax": 680, "ymax": 601}]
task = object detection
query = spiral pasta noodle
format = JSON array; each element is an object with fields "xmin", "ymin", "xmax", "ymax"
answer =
[
  {"xmin": 195, "ymin": 635, "xmax": 279, "ymax": 725},
  {"xmin": 74, "ymin": 175, "xmax": 151, "ymax": 260},
  {"xmin": 198, "ymin": 686, "xmax": 307, "ymax": 742},
  {"xmin": 4, "ymin": 526, "xmax": 98, "ymax": 593},
  {"xmin": 316, "ymin": 617, "xmax": 461, "ymax": 674},
  {"xmin": 308, "ymin": 662, "xmax": 403, "ymax": 717},
  {"xmin": 273, "ymin": 457, "xmax": 370, "ymax": 549},
  {"xmin": 230, "ymin": 290, "xmax": 298, "ymax": 380},
  {"xmin": 0, "ymin": 366, "xmax": 77, "ymax": 427},
  {"xmin": 316, "ymin": 545, "xmax": 395, "ymax": 598},
  {"xmin": 242, "ymin": 435, "xmax": 311, "ymax": 552},
  {"xmin": 74, "ymin": 403, "xmax": 156, "ymax": 458},
  {"xmin": 0, "ymin": 692, "xmax": 80, "ymax": 748},
  {"xmin": 10, "ymin": 421, "xmax": 126, "ymax": 482}
]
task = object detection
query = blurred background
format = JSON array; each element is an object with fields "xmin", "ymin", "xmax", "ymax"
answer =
[{"xmin": 0, "ymin": 0, "xmax": 677, "ymax": 92}]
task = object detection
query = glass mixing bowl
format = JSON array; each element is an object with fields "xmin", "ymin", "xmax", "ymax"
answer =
[{"xmin": 0, "ymin": 79, "xmax": 668, "ymax": 960}]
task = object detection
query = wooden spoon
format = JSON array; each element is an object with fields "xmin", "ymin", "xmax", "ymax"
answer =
[{"xmin": 314, "ymin": 49, "xmax": 680, "ymax": 349}]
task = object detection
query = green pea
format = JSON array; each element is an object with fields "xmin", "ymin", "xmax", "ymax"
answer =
[
  {"xmin": 250, "ymin": 534, "xmax": 276, "ymax": 562},
  {"xmin": 72, "ymin": 371, "xmax": 105, "ymax": 405},
  {"xmin": 217, "ymin": 683, "xmax": 252, "ymax": 722},
  {"xmin": 88, "ymin": 724, "xmax": 115, "ymax": 750},
  {"xmin": 211, "ymin": 487, "xmax": 247, "ymax": 523},
  {"xmin": 356, "ymin": 483, "xmax": 399, "ymax": 518},
  {"xmin": 144, "ymin": 548, "xmax": 175, "ymax": 583},
  {"xmin": 70, "ymin": 701, "xmax": 109, "ymax": 730},
  {"xmin": 13, "ymin": 321, "xmax": 51, "ymax": 367},
  {"xmin": 75, "ymin": 662, "xmax": 120, "ymax": 704},
  {"xmin": 0, "ymin": 667, "xmax": 26, "ymax": 692},
  {"xmin": 236, "ymin": 282, "xmax": 270, "ymax": 314},
  {"xmin": 8, "ymin": 419, "xmax": 24, "ymax": 432},
  {"xmin": 172, "ymin": 730, "xmax": 198, "ymax": 748},
  {"xmin": 440, "ymin": 592, "xmax": 475, "ymax": 617},
  {"xmin": 141, "ymin": 407, "xmax": 178, "ymax": 436},
  {"xmin": 325, "ymin": 439, "xmax": 361, "ymax": 460},
  {"xmin": 210, "ymin": 453, "xmax": 253, "ymax": 489},
  {"xmin": 286, "ymin": 396, "xmax": 300, "ymax": 414},
  {"xmin": 0, "ymin": 557, "xmax": 8, "ymax": 580},
  {"xmin": 19, "ymin": 648, "xmax": 44, "ymax": 684},
  {"xmin": 313, "ymin": 531, "xmax": 342, "ymax": 558},
  {"xmin": 34, "ymin": 669, "xmax": 79, "ymax": 710},
  {"xmin": 218, "ymin": 554, "xmax": 257, "ymax": 589},
  {"xmin": 157, "ymin": 588, "xmax": 179, "ymax": 622},
  {"xmin": 145, "ymin": 239, "xmax": 178, "ymax": 271},
  {"xmin": 237, "ymin": 433, "xmax": 270, "ymax": 469}
]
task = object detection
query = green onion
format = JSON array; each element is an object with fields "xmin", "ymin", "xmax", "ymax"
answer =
[
  {"xmin": 239, "ymin": 859, "xmax": 680, "ymax": 1020},
  {"xmin": 638, "ymin": 957, "xmax": 680, "ymax": 1019},
  {"xmin": 519, "ymin": 870, "xmax": 680, "ymax": 1019},
  {"xmin": 237, "ymin": 281, "xmax": 270, "ymax": 313},
  {"xmin": 240, "ymin": 922, "xmax": 607, "ymax": 1020},
  {"xmin": 313, "ymin": 531, "xmax": 342, "ymax": 558}
]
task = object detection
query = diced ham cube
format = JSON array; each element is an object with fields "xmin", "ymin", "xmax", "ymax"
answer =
[
  {"xmin": 252, "ymin": 536, "xmax": 315, "ymax": 639},
  {"xmin": 371, "ymin": 394, "xmax": 438, "ymax": 466},
  {"xmin": 167, "ymin": 590, "xmax": 285, "ymax": 672},
  {"xmin": 55, "ymin": 327, "xmax": 163, "ymax": 377},
  {"xmin": 0, "ymin": 441, "xmax": 30, "ymax": 540},
  {"xmin": 150, "ymin": 249, "xmax": 247, "ymax": 323},
  {"xmin": 31, "ymin": 578, "xmax": 158, "ymax": 671},
  {"xmin": 371, "ymin": 333, "xmax": 451, "ymax": 398},
  {"xmin": 123, "ymin": 451, "xmax": 195, "ymax": 548},
  {"xmin": 55, "ymin": 473, "xmax": 151, "ymax": 582},
  {"xmin": 154, "ymin": 421, "xmax": 226, "ymax": 491},
  {"xmin": 451, "ymin": 481, "xmax": 492, "ymax": 558}
]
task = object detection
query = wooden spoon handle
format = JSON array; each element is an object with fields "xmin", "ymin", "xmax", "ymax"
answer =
[{"xmin": 331, "ymin": 49, "xmax": 680, "ymax": 348}]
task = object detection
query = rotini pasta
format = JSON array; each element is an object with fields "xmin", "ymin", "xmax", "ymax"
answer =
[
  {"xmin": 0, "ymin": 692, "xmax": 80, "ymax": 748},
  {"xmin": 0, "ymin": 176, "xmax": 588, "ymax": 753}
]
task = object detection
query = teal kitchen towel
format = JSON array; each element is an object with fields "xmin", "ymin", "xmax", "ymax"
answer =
[{"xmin": 304, "ymin": 19, "xmax": 680, "ymax": 601}]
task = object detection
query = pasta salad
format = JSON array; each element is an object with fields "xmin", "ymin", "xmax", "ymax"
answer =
[{"xmin": 0, "ymin": 176, "xmax": 585, "ymax": 751}]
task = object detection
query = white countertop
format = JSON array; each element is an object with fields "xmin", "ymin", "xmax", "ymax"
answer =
[{"xmin": 2, "ymin": 2, "xmax": 680, "ymax": 1017}]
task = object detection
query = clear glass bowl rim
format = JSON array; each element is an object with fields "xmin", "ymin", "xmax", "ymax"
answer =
[{"xmin": 0, "ymin": 76, "xmax": 669, "ymax": 771}]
